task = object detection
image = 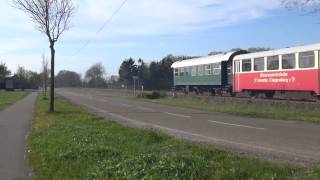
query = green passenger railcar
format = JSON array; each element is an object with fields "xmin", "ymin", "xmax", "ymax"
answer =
[{"xmin": 171, "ymin": 51, "xmax": 246, "ymax": 94}]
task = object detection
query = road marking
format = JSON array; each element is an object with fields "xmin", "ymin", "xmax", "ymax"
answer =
[
  {"xmin": 83, "ymin": 104, "xmax": 106, "ymax": 113},
  {"xmin": 137, "ymin": 106, "xmax": 154, "ymax": 112},
  {"xmin": 121, "ymin": 103, "xmax": 132, "ymax": 107},
  {"xmin": 90, "ymin": 108, "xmax": 308, "ymax": 160},
  {"xmin": 164, "ymin": 112, "xmax": 191, "ymax": 118},
  {"xmin": 208, "ymin": 120, "xmax": 266, "ymax": 130},
  {"xmin": 99, "ymin": 99, "xmax": 108, "ymax": 102}
]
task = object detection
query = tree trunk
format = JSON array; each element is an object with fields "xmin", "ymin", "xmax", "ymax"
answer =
[
  {"xmin": 44, "ymin": 77, "xmax": 47, "ymax": 98},
  {"xmin": 50, "ymin": 43, "xmax": 55, "ymax": 112},
  {"xmin": 43, "ymin": 71, "xmax": 47, "ymax": 98}
]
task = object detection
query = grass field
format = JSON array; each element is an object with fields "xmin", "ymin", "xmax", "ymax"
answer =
[
  {"xmin": 0, "ymin": 90, "xmax": 29, "ymax": 110},
  {"xmin": 67, "ymin": 88, "xmax": 320, "ymax": 123},
  {"xmin": 28, "ymin": 96, "xmax": 320, "ymax": 179}
]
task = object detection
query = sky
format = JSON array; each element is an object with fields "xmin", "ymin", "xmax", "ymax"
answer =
[{"xmin": 0, "ymin": 0, "xmax": 320, "ymax": 76}]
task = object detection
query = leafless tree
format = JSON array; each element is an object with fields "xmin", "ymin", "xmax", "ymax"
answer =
[
  {"xmin": 85, "ymin": 63, "xmax": 107, "ymax": 88},
  {"xmin": 282, "ymin": 0, "xmax": 320, "ymax": 15},
  {"xmin": 12, "ymin": 0, "xmax": 75, "ymax": 111},
  {"xmin": 41, "ymin": 54, "xmax": 49, "ymax": 99}
]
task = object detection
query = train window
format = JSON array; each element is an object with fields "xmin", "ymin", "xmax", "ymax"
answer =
[
  {"xmin": 267, "ymin": 56, "xmax": 279, "ymax": 70},
  {"xmin": 282, "ymin": 53, "xmax": 295, "ymax": 69},
  {"xmin": 242, "ymin": 59, "xmax": 252, "ymax": 72},
  {"xmin": 174, "ymin": 69, "xmax": 179, "ymax": 76},
  {"xmin": 205, "ymin": 65, "xmax": 212, "ymax": 75},
  {"xmin": 184, "ymin": 67, "xmax": 189, "ymax": 76},
  {"xmin": 191, "ymin": 66, "xmax": 197, "ymax": 76},
  {"xmin": 299, "ymin": 51, "xmax": 315, "ymax": 68},
  {"xmin": 212, "ymin": 63, "xmax": 221, "ymax": 69},
  {"xmin": 212, "ymin": 63, "xmax": 221, "ymax": 75},
  {"xmin": 198, "ymin": 65, "xmax": 204, "ymax": 76},
  {"xmin": 254, "ymin": 58, "xmax": 264, "ymax": 71},
  {"xmin": 179, "ymin": 68, "xmax": 184, "ymax": 76}
]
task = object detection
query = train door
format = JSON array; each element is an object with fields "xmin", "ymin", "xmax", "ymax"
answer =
[{"xmin": 233, "ymin": 60, "xmax": 241, "ymax": 92}]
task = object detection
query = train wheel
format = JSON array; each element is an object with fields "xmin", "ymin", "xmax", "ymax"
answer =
[
  {"xmin": 211, "ymin": 89, "xmax": 216, "ymax": 96},
  {"xmin": 249, "ymin": 91, "xmax": 257, "ymax": 98},
  {"xmin": 217, "ymin": 89, "xmax": 223, "ymax": 96},
  {"xmin": 195, "ymin": 89, "xmax": 199, "ymax": 95},
  {"xmin": 265, "ymin": 91, "xmax": 275, "ymax": 99}
]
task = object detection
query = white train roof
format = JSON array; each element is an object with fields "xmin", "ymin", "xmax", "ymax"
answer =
[
  {"xmin": 171, "ymin": 52, "xmax": 235, "ymax": 68},
  {"xmin": 234, "ymin": 43, "xmax": 320, "ymax": 60}
]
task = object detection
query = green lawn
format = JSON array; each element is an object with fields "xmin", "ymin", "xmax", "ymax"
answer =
[
  {"xmin": 0, "ymin": 90, "xmax": 29, "ymax": 110},
  {"xmin": 28, "ymin": 97, "xmax": 320, "ymax": 179}
]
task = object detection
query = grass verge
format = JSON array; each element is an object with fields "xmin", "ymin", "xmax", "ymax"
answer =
[
  {"xmin": 145, "ymin": 96, "xmax": 320, "ymax": 123},
  {"xmin": 0, "ymin": 90, "xmax": 29, "ymax": 110},
  {"xmin": 28, "ymin": 97, "xmax": 320, "ymax": 179}
]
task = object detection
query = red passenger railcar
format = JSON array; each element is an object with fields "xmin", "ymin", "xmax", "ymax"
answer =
[{"xmin": 232, "ymin": 44, "xmax": 320, "ymax": 98}]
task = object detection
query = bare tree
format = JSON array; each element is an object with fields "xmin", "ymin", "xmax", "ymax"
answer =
[
  {"xmin": 282, "ymin": 0, "xmax": 320, "ymax": 15},
  {"xmin": 41, "ymin": 54, "xmax": 49, "ymax": 99},
  {"xmin": 85, "ymin": 63, "xmax": 107, "ymax": 88},
  {"xmin": 12, "ymin": 0, "xmax": 75, "ymax": 112}
]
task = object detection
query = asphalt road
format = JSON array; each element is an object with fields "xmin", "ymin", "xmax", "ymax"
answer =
[
  {"xmin": 0, "ymin": 93, "xmax": 36, "ymax": 180},
  {"xmin": 58, "ymin": 89, "xmax": 320, "ymax": 164}
]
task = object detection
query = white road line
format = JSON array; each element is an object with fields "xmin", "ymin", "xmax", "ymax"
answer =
[
  {"xmin": 137, "ymin": 106, "xmax": 154, "ymax": 112},
  {"xmin": 208, "ymin": 120, "xmax": 266, "ymax": 130},
  {"xmin": 120, "ymin": 103, "xmax": 132, "ymax": 107},
  {"xmin": 164, "ymin": 112, "xmax": 191, "ymax": 118},
  {"xmin": 89, "ymin": 108, "xmax": 308, "ymax": 160},
  {"xmin": 83, "ymin": 104, "xmax": 106, "ymax": 113}
]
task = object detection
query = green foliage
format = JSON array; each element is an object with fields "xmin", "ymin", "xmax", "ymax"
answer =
[
  {"xmin": 0, "ymin": 91, "xmax": 29, "ymax": 110},
  {"xmin": 28, "ymin": 97, "xmax": 320, "ymax": 179},
  {"xmin": 118, "ymin": 55, "xmax": 198, "ymax": 90},
  {"xmin": 0, "ymin": 62, "xmax": 11, "ymax": 88},
  {"xmin": 137, "ymin": 91, "xmax": 167, "ymax": 99},
  {"xmin": 118, "ymin": 58, "xmax": 137, "ymax": 88}
]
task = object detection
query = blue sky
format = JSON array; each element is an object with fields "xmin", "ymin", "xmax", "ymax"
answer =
[{"xmin": 0, "ymin": 0, "xmax": 319, "ymax": 76}]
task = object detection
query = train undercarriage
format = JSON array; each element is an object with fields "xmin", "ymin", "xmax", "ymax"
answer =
[{"xmin": 173, "ymin": 85, "xmax": 320, "ymax": 100}]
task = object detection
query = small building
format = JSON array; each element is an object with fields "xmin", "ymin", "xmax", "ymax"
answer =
[{"xmin": 5, "ymin": 75, "xmax": 17, "ymax": 91}]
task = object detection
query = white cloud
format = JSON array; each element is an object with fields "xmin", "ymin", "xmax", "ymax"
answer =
[
  {"xmin": 0, "ymin": 0, "xmax": 282, "ymax": 74},
  {"xmin": 0, "ymin": 38, "xmax": 45, "ymax": 55},
  {"xmin": 74, "ymin": 0, "xmax": 281, "ymax": 38}
]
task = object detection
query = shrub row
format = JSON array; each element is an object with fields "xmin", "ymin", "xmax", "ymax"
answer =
[{"xmin": 137, "ymin": 91, "xmax": 167, "ymax": 99}]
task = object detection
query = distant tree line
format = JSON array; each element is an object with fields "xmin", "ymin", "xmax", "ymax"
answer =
[
  {"xmin": 118, "ymin": 55, "xmax": 199, "ymax": 90},
  {"xmin": 55, "ymin": 62, "xmax": 108, "ymax": 88},
  {"xmin": 0, "ymin": 47, "xmax": 275, "ymax": 91},
  {"xmin": 0, "ymin": 63, "xmax": 43, "ymax": 90},
  {"xmin": 15, "ymin": 66, "xmax": 42, "ymax": 90}
]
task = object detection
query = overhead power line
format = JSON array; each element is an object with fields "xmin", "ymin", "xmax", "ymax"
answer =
[{"xmin": 70, "ymin": 0, "xmax": 129, "ymax": 58}]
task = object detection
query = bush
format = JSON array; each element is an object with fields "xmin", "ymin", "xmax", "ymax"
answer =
[
  {"xmin": 136, "ymin": 92, "xmax": 148, "ymax": 99},
  {"xmin": 136, "ymin": 91, "xmax": 167, "ymax": 99}
]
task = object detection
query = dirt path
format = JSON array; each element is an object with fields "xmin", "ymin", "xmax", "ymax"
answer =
[{"xmin": 0, "ymin": 92, "xmax": 37, "ymax": 180}]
